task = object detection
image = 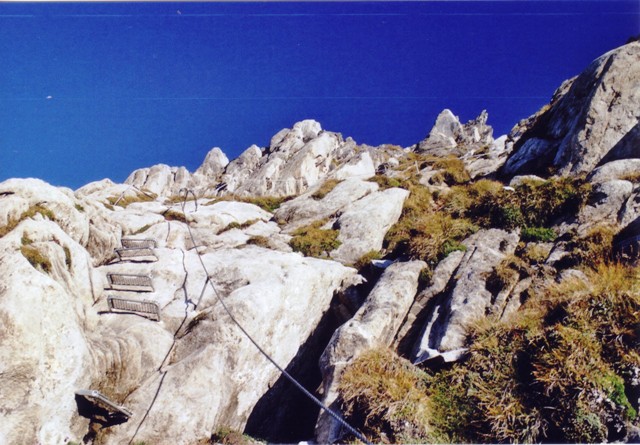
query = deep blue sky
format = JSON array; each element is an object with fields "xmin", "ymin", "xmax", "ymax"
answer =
[{"xmin": 0, "ymin": 1, "xmax": 638, "ymax": 189}]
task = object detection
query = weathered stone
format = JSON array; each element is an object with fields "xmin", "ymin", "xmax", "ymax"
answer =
[
  {"xmin": 502, "ymin": 41, "xmax": 640, "ymax": 177},
  {"xmin": 395, "ymin": 250, "xmax": 465, "ymax": 354},
  {"xmin": 578, "ymin": 179, "xmax": 633, "ymax": 228},
  {"xmin": 105, "ymin": 247, "xmax": 358, "ymax": 445},
  {"xmin": 330, "ymin": 187, "xmax": 408, "ymax": 265},
  {"xmin": 414, "ymin": 229, "xmax": 520, "ymax": 356},
  {"xmin": 316, "ymin": 260, "xmax": 426, "ymax": 444},
  {"xmin": 275, "ymin": 179, "xmax": 378, "ymax": 231},
  {"xmin": 194, "ymin": 147, "xmax": 230, "ymax": 179},
  {"xmin": 417, "ymin": 109, "xmax": 494, "ymax": 157}
]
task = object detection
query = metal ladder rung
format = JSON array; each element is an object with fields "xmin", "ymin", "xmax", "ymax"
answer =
[
  {"xmin": 107, "ymin": 296, "xmax": 161, "ymax": 321},
  {"xmin": 121, "ymin": 238, "xmax": 157, "ymax": 249},
  {"xmin": 106, "ymin": 273, "xmax": 154, "ymax": 292}
]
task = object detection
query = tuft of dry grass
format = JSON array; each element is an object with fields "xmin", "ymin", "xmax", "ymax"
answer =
[
  {"xmin": 206, "ymin": 195, "xmax": 293, "ymax": 213},
  {"xmin": 565, "ymin": 224, "xmax": 617, "ymax": 268},
  {"xmin": 429, "ymin": 156, "xmax": 471, "ymax": 185},
  {"xmin": 311, "ymin": 179, "xmax": 342, "ymax": 200},
  {"xmin": 106, "ymin": 190, "xmax": 157, "ymax": 208},
  {"xmin": 246, "ymin": 236, "xmax": 271, "ymax": 248},
  {"xmin": 0, "ymin": 204, "xmax": 56, "ymax": 238},
  {"xmin": 20, "ymin": 245, "xmax": 52, "ymax": 273},
  {"xmin": 339, "ymin": 348, "xmax": 432, "ymax": 444},
  {"xmin": 163, "ymin": 209, "xmax": 187, "ymax": 223},
  {"xmin": 218, "ymin": 219, "xmax": 258, "ymax": 234},
  {"xmin": 367, "ymin": 175, "xmax": 401, "ymax": 190},
  {"xmin": 352, "ymin": 250, "xmax": 382, "ymax": 270}
]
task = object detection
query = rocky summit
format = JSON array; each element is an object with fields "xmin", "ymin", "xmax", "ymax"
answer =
[{"xmin": 1, "ymin": 41, "xmax": 639, "ymax": 445}]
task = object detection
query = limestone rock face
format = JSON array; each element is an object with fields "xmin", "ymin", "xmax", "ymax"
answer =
[
  {"xmin": 414, "ymin": 229, "xmax": 520, "ymax": 358},
  {"xmin": 330, "ymin": 187, "xmax": 409, "ymax": 265},
  {"xmin": 0, "ymin": 175, "xmax": 363, "ymax": 445},
  {"xmin": 220, "ymin": 145, "xmax": 263, "ymax": 194},
  {"xmin": 101, "ymin": 247, "xmax": 358, "ymax": 445},
  {"xmin": 274, "ymin": 179, "xmax": 378, "ymax": 231},
  {"xmin": 0, "ymin": 220, "xmax": 98, "ymax": 445},
  {"xmin": 502, "ymin": 41, "xmax": 640, "ymax": 177},
  {"xmin": 316, "ymin": 261, "xmax": 426, "ymax": 444}
]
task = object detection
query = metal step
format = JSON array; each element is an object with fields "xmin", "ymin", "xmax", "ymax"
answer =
[
  {"xmin": 107, "ymin": 295, "xmax": 161, "ymax": 321},
  {"xmin": 106, "ymin": 273, "xmax": 154, "ymax": 292}
]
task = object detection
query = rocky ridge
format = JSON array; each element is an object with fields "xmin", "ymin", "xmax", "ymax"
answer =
[{"xmin": 0, "ymin": 41, "xmax": 639, "ymax": 444}]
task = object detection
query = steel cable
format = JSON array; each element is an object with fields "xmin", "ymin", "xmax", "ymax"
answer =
[{"xmin": 178, "ymin": 188, "xmax": 371, "ymax": 445}]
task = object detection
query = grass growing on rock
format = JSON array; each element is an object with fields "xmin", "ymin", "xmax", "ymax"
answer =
[
  {"xmin": 163, "ymin": 209, "xmax": 188, "ymax": 223},
  {"xmin": 0, "ymin": 204, "xmax": 56, "ymax": 238},
  {"xmin": 20, "ymin": 245, "xmax": 52, "ymax": 273},
  {"xmin": 311, "ymin": 179, "xmax": 342, "ymax": 200},
  {"xmin": 210, "ymin": 427, "xmax": 264, "ymax": 444},
  {"xmin": 384, "ymin": 183, "xmax": 475, "ymax": 267},
  {"xmin": 247, "ymin": 236, "xmax": 271, "ymax": 248},
  {"xmin": 339, "ymin": 262, "xmax": 640, "ymax": 444},
  {"xmin": 367, "ymin": 174, "xmax": 401, "ymax": 190},
  {"xmin": 219, "ymin": 219, "xmax": 258, "ymax": 234},
  {"xmin": 289, "ymin": 220, "xmax": 341, "ymax": 258},
  {"xmin": 205, "ymin": 195, "xmax": 293, "ymax": 213},
  {"xmin": 353, "ymin": 250, "xmax": 382, "ymax": 270},
  {"xmin": 106, "ymin": 190, "xmax": 157, "ymax": 208},
  {"xmin": 339, "ymin": 348, "xmax": 432, "ymax": 444}
]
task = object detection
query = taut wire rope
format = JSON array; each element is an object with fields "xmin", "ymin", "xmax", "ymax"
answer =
[{"xmin": 178, "ymin": 188, "xmax": 371, "ymax": 445}]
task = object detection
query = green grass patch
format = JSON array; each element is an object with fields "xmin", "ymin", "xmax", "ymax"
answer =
[
  {"xmin": 205, "ymin": 195, "xmax": 293, "ymax": 213},
  {"xmin": 367, "ymin": 174, "xmax": 402, "ymax": 190},
  {"xmin": 289, "ymin": 220, "xmax": 341, "ymax": 258},
  {"xmin": 219, "ymin": 219, "xmax": 258, "ymax": 234},
  {"xmin": 339, "ymin": 348, "xmax": 432, "ymax": 443},
  {"xmin": 340, "ymin": 263, "xmax": 640, "ymax": 443},
  {"xmin": 521, "ymin": 226, "xmax": 557, "ymax": 243},
  {"xmin": 428, "ymin": 262, "xmax": 640, "ymax": 443},
  {"xmin": 210, "ymin": 427, "xmax": 263, "ymax": 445},
  {"xmin": 353, "ymin": 250, "xmax": 382, "ymax": 270}
]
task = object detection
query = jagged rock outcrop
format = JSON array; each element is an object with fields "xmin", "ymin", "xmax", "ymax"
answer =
[
  {"xmin": 124, "ymin": 120, "xmax": 382, "ymax": 199},
  {"xmin": 126, "ymin": 164, "xmax": 193, "ymax": 197},
  {"xmin": 415, "ymin": 109, "xmax": 509, "ymax": 179},
  {"xmin": 417, "ymin": 109, "xmax": 493, "ymax": 156},
  {"xmin": 103, "ymin": 247, "xmax": 359, "ymax": 445},
  {"xmin": 316, "ymin": 260, "xmax": 425, "ymax": 444},
  {"xmin": 219, "ymin": 144, "xmax": 263, "ymax": 195},
  {"xmin": 194, "ymin": 147, "xmax": 230, "ymax": 179},
  {"xmin": 502, "ymin": 41, "xmax": 640, "ymax": 177},
  {"xmin": 394, "ymin": 250, "xmax": 465, "ymax": 355}
]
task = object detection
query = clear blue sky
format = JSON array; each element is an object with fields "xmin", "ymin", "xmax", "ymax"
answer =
[{"xmin": 0, "ymin": 1, "xmax": 637, "ymax": 189}]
